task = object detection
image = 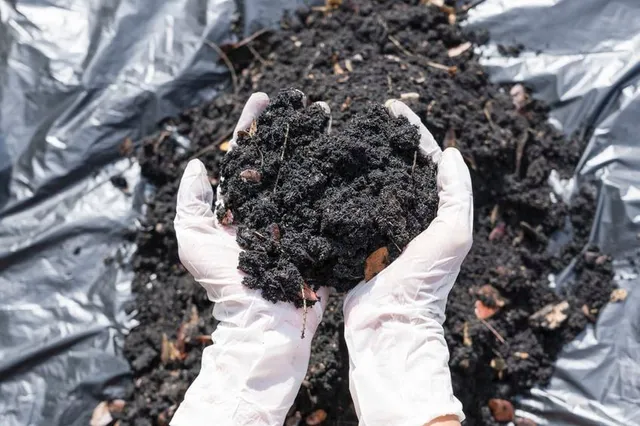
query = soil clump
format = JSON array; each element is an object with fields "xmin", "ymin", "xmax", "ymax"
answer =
[
  {"xmin": 121, "ymin": 1, "xmax": 616, "ymax": 425},
  {"xmin": 218, "ymin": 89, "xmax": 438, "ymax": 304}
]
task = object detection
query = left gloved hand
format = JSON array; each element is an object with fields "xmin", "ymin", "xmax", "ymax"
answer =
[{"xmin": 170, "ymin": 92, "xmax": 329, "ymax": 426}]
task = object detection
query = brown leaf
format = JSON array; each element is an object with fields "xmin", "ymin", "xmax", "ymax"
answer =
[
  {"xmin": 488, "ymin": 399, "xmax": 515, "ymax": 422},
  {"xmin": 302, "ymin": 283, "xmax": 319, "ymax": 302},
  {"xmin": 463, "ymin": 321, "xmax": 472, "ymax": 347},
  {"xmin": 448, "ymin": 41, "xmax": 472, "ymax": 57},
  {"xmin": 90, "ymin": 402, "xmax": 113, "ymax": 426},
  {"xmin": 306, "ymin": 409, "xmax": 328, "ymax": 425},
  {"xmin": 489, "ymin": 222, "xmax": 506, "ymax": 241},
  {"xmin": 510, "ymin": 84, "xmax": 529, "ymax": 112},
  {"xmin": 610, "ymin": 288, "xmax": 628, "ymax": 303},
  {"xmin": 529, "ymin": 301, "xmax": 569, "ymax": 330},
  {"xmin": 240, "ymin": 169, "xmax": 262, "ymax": 183},
  {"xmin": 443, "ymin": 128, "xmax": 456, "ymax": 148},
  {"xmin": 475, "ymin": 300, "xmax": 499, "ymax": 320},
  {"xmin": 219, "ymin": 140, "xmax": 231, "ymax": 152},
  {"xmin": 364, "ymin": 247, "xmax": 390, "ymax": 281}
]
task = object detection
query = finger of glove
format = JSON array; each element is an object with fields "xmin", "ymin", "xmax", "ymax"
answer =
[
  {"xmin": 385, "ymin": 99, "xmax": 441, "ymax": 164},
  {"xmin": 230, "ymin": 92, "xmax": 270, "ymax": 149},
  {"xmin": 314, "ymin": 101, "xmax": 332, "ymax": 134},
  {"xmin": 175, "ymin": 159, "xmax": 243, "ymax": 287}
]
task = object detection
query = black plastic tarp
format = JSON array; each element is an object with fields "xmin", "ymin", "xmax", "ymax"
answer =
[{"xmin": 1, "ymin": 0, "xmax": 638, "ymax": 425}]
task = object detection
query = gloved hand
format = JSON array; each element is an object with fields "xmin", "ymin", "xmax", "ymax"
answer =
[
  {"xmin": 343, "ymin": 100, "xmax": 473, "ymax": 426},
  {"xmin": 171, "ymin": 92, "xmax": 330, "ymax": 426}
]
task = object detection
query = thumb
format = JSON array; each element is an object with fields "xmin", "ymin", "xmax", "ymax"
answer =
[
  {"xmin": 176, "ymin": 159, "xmax": 215, "ymax": 225},
  {"xmin": 395, "ymin": 147, "xmax": 473, "ymax": 274}
]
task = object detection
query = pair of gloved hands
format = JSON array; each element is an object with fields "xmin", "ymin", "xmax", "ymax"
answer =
[{"xmin": 170, "ymin": 92, "xmax": 473, "ymax": 426}]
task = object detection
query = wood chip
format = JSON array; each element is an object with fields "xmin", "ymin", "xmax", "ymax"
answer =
[
  {"xmin": 219, "ymin": 140, "xmax": 231, "ymax": 152},
  {"xmin": 240, "ymin": 169, "xmax": 262, "ymax": 183},
  {"xmin": 364, "ymin": 247, "xmax": 390, "ymax": 281},
  {"xmin": 306, "ymin": 409, "xmax": 328, "ymax": 425},
  {"xmin": 463, "ymin": 321, "xmax": 472, "ymax": 347},
  {"xmin": 160, "ymin": 333, "xmax": 184, "ymax": 364},
  {"xmin": 488, "ymin": 399, "xmax": 515, "ymax": 422},
  {"xmin": 90, "ymin": 402, "xmax": 113, "ymax": 426},
  {"xmin": 400, "ymin": 92, "xmax": 420, "ymax": 101},
  {"xmin": 510, "ymin": 84, "xmax": 529, "ymax": 112},
  {"xmin": 443, "ymin": 127, "xmax": 456, "ymax": 148},
  {"xmin": 610, "ymin": 288, "xmax": 628, "ymax": 303},
  {"xmin": 490, "ymin": 205, "xmax": 500, "ymax": 226},
  {"xmin": 448, "ymin": 42, "xmax": 472, "ymax": 57},
  {"xmin": 529, "ymin": 301, "xmax": 569, "ymax": 330}
]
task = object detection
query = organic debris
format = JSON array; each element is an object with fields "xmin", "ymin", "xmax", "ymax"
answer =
[
  {"xmin": 529, "ymin": 301, "xmax": 569, "ymax": 330},
  {"xmin": 610, "ymin": 288, "xmax": 628, "ymax": 303},
  {"xmin": 488, "ymin": 399, "xmax": 515, "ymax": 422},
  {"xmin": 305, "ymin": 409, "xmax": 328, "ymax": 425},
  {"xmin": 364, "ymin": 247, "xmax": 391, "ymax": 281}
]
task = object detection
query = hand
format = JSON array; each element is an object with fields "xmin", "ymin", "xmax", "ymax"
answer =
[
  {"xmin": 171, "ymin": 93, "xmax": 329, "ymax": 426},
  {"xmin": 343, "ymin": 100, "xmax": 473, "ymax": 426}
]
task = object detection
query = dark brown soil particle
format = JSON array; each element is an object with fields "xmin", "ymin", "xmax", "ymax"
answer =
[
  {"xmin": 122, "ymin": 1, "xmax": 615, "ymax": 425},
  {"xmin": 219, "ymin": 89, "xmax": 438, "ymax": 305}
]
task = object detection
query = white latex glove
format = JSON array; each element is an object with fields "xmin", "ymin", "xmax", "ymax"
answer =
[
  {"xmin": 343, "ymin": 100, "xmax": 473, "ymax": 426},
  {"xmin": 171, "ymin": 92, "xmax": 329, "ymax": 426}
]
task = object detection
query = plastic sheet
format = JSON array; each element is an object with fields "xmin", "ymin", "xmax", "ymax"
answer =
[
  {"xmin": 1, "ymin": 0, "xmax": 639, "ymax": 425},
  {"xmin": 466, "ymin": 0, "xmax": 640, "ymax": 424}
]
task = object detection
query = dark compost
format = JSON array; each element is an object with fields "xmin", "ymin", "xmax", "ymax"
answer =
[
  {"xmin": 121, "ymin": 1, "xmax": 616, "ymax": 425},
  {"xmin": 218, "ymin": 89, "xmax": 438, "ymax": 304}
]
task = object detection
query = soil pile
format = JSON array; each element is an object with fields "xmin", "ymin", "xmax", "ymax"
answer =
[
  {"xmin": 219, "ymin": 89, "xmax": 438, "ymax": 304},
  {"xmin": 121, "ymin": 1, "xmax": 616, "ymax": 425}
]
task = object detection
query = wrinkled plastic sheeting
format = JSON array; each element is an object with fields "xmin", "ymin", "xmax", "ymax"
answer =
[
  {"xmin": 0, "ymin": 0, "xmax": 257, "ymax": 424},
  {"xmin": 466, "ymin": 0, "xmax": 640, "ymax": 424}
]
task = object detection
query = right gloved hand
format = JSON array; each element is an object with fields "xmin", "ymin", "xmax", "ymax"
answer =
[{"xmin": 343, "ymin": 100, "xmax": 473, "ymax": 426}]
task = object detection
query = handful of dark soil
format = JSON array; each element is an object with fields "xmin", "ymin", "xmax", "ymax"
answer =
[{"xmin": 218, "ymin": 89, "xmax": 438, "ymax": 305}]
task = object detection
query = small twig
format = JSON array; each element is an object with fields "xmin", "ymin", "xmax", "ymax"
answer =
[
  {"xmin": 247, "ymin": 43, "xmax": 268, "ymax": 67},
  {"xmin": 479, "ymin": 317, "xmax": 506, "ymax": 344},
  {"xmin": 230, "ymin": 28, "xmax": 269, "ymax": 50},
  {"xmin": 305, "ymin": 50, "xmax": 321, "ymax": 77},
  {"xmin": 301, "ymin": 282, "xmax": 308, "ymax": 339},
  {"xmin": 384, "ymin": 219, "xmax": 403, "ymax": 252},
  {"xmin": 204, "ymin": 39, "xmax": 238, "ymax": 94},
  {"xmin": 388, "ymin": 35, "xmax": 413, "ymax": 56},
  {"xmin": 189, "ymin": 128, "xmax": 234, "ymax": 160},
  {"xmin": 273, "ymin": 124, "xmax": 289, "ymax": 193},
  {"xmin": 426, "ymin": 61, "xmax": 454, "ymax": 72},
  {"xmin": 253, "ymin": 231, "xmax": 267, "ymax": 239},
  {"xmin": 411, "ymin": 150, "xmax": 418, "ymax": 176},
  {"xmin": 387, "ymin": 74, "xmax": 393, "ymax": 93}
]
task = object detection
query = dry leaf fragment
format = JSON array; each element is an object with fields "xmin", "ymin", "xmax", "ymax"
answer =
[
  {"xmin": 340, "ymin": 96, "xmax": 352, "ymax": 112},
  {"xmin": 248, "ymin": 119, "xmax": 258, "ymax": 137},
  {"xmin": 443, "ymin": 128, "xmax": 456, "ymax": 148},
  {"xmin": 488, "ymin": 399, "xmax": 515, "ymax": 422},
  {"xmin": 400, "ymin": 92, "xmax": 420, "ymax": 101},
  {"xmin": 510, "ymin": 84, "xmax": 529, "ymax": 112},
  {"xmin": 475, "ymin": 300, "xmax": 499, "ymax": 320},
  {"xmin": 448, "ymin": 42, "xmax": 472, "ymax": 57},
  {"xmin": 302, "ymin": 283, "xmax": 319, "ymax": 302},
  {"xmin": 514, "ymin": 351, "xmax": 529, "ymax": 360},
  {"xmin": 610, "ymin": 288, "xmax": 628, "ymax": 303},
  {"xmin": 463, "ymin": 321, "xmax": 472, "ymax": 347},
  {"xmin": 529, "ymin": 301, "xmax": 569, "ymax": 330},
  {"xmin": 160, "ymin": 333, "xmax": 184, "ymax": 364},
  {"xmin": 306, "ymin": 409, "xmax": 328, "ymax": 425},
  {"xmin": 240, "ymin": 169, "xmax": 262, "ymax": 183},
  {"xmin": 90, "ymin": 402, "xmax": 113, "ymax": 426},
  {"xmin": 477, "ymin": 285, "xmax": 506, "ymax": 307},
  {"xmin": 364, "ymin": 247, "xmax": 390, "ymax": 281},
  {"xmin": 345, "ymin": 59, "xmax": 353, "ymax": 72},
  {"xmin": 333, "ymin": 62, "xmax": 345, "ymax": 75},
  {"xmin": 219, "ymin": 140, "xmax": 231, "ymax": 152}
]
